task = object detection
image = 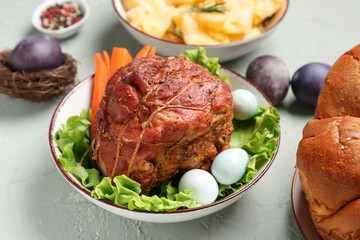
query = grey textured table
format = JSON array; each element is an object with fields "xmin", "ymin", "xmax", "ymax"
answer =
[{"xmin": 1, "ymin": 0, "xmax": 360, "ymax": 239}]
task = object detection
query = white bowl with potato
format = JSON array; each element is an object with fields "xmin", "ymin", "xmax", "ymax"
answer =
[{"xmin": 112, "ymin": 0, "xmax": 289, "ymax": 62}]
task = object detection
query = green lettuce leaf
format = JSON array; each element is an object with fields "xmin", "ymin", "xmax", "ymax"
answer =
[
  {"xmin": 218, "ymin": 106, "xmax": 280, "ymax": 197},
  {"xmin": 54, "ymin": 109, "xmax": 100, "ymax": 189},
  {"xmin": 92, "ymin": 175, "xmax": 201, "ymax": 211},
  {"xmin": 180, "ymin": 47, "xmax": 230, "ymax": 86}
]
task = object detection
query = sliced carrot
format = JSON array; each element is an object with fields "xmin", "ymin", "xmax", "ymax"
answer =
[
  {"xmin": 148, "ymin": 46, "xmax": 156, "ymax": 56},
  {"xmin": 109, "ymin": 47, "xmax": 133, "ymax": 77},
  {"xmin": 91, "ymin": 53, "xmax": 108, "ymax": 140},
  {"xmin": 102, "ymin": 50, "xmax": 111, "ymax": 80},
  {"xmin": 134, "ymin": 44, "xmax": 151, "ymax": 59}
]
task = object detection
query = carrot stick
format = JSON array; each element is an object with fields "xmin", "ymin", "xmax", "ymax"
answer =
[
  {"xmin": 103, "ymin": 50, "xmax": 111, "ymax": 80},
  {"xmin": 109, "ymin": 47, "xmax": 133, "ymax": 77},
  {"xmin": 148, "ymin": 46, "xmax": 156, "ymax": 56},
  {"xmin": 91, "ymin": 53, "xmax": 108, "ymax": 140},
  {"xmin": 134, "ymin": 44, "xmax": 151, "ymax": 59}
]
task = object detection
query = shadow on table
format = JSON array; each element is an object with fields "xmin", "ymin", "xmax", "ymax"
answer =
[
  {"xmin": 18, "ymin": 166, "xmax": 116, "ymax": 239},
  {"xmin": 283, "ymin": 99, "xmax": 316, "ymax": 116},
  {"xmin": 285, "ymin": 204, "xmax": 304, "ymax": 239},
  {"xmin": 0, "ymin": 94, "xmax": 59, "ymax": 120},
  {"xmin": 142, "ymin": 197, "xmax": 275, "ymax": 240}
]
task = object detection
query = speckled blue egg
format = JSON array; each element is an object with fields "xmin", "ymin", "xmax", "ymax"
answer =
[
  {"xmin": 179, "ymin": 169, "xmax": 219, "ymax": 205},
  {"xmin": 232, "ymin": 89, "xmax": 258, "ymax": 120},
  {"xmin": 211, "ymin": 148, "xmax": 249, "ymax": 185}
]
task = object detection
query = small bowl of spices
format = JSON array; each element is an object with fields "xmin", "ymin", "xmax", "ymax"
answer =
[{"xmin": 32, "ymin": 0, "xmax": 90, "ymax": 39}]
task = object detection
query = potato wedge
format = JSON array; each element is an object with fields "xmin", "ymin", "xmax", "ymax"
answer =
[
  {"xmin": 126, "ymin": 0, "xmax": 175, "ymax": 38},
  {"xmin": 122, "ymin": 0, "xmax": 141, "ymax": 11},
  {"xmin": 253, "ymin": 0, "xmax": 283, "ymax": 25},
  {"xmin": 180, "ymin": 13, "xmax": 222, "ymax": 45}
]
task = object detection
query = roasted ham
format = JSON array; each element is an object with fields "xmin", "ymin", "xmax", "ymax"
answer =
[{"xmin": 92, "ymin": 56, "xmax": 233, "ymax": 194}]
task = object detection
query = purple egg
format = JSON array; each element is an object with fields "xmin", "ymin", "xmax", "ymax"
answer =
[
  {"xmin": 291, "ymin": 63, "xmax": 330, "ymax": 107},
  {"xmin": 246, "ymin": 55, "xmax": 290, "ymax": 106},
  {"xmin": 10, "ymin": 34, "xmax": 63, "ymax": 71}
]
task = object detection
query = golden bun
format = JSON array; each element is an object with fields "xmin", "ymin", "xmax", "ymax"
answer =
[
  {"xmin": 297, "ymin": 44, "xmax": 360, "ymax": 239},
  {"xmin": 315, "ymin": 44, "xmax": 360, "ymax": 118},
  {"xmin": 297, "ymin": 116, "xmax": 360, "ymax": 239}
]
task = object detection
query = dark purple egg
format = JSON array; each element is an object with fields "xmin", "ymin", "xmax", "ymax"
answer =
[
  {"xmin": 291, "ymin": 63, "xmax": 330, "ymax": 107},
  {"xmin": 10, "ymin": 34, "xmax": 63, "ymax": 71},
  {"xmin": 246, "ymin": 55, "xmax": 290, "ymax": 106}
]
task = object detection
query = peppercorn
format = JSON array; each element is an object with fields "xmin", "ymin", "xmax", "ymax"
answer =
[{"xmin": 40, "ymin": 1, "xmax": 83, "ymax": 30}]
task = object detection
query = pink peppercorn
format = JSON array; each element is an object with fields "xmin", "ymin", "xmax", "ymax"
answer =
[
  {"xmin": 65, "ymin": 7, "xmax": 74, "ymax": 13},
  {"xmin": 73, "ymin": 16, "xmax": 83, "ymax": 24}
]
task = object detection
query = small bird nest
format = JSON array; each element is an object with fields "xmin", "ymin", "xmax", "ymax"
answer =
[{"xmin": 0, "ymin": 50, "xmax": 77, "ymax": 102}]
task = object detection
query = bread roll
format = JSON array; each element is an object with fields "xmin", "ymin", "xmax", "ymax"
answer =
[
  {"xmin": 296, "ymin": 116, "xmax": 360, "ymax": 239},
  {"xmin": 315, "ymin": 44, "xmax": 360, "ymax": 118}
]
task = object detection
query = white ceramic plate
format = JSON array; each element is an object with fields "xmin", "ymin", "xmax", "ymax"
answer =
[
  {"xmin": 291, "ymin": 169, "xmax": 322, "ymax": 239},
  {"xmin": 49, "ymin": 67, "xmax": 279, "ymax": 223}
]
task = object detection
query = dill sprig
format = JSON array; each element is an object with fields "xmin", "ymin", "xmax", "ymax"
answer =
[
  {"xmin": 169, "ymin": 20, "xmax": 183, "ymax": 40},
  {"xmin": 187, "ymin": 1, "xmax": 228, "ymax": 13}
]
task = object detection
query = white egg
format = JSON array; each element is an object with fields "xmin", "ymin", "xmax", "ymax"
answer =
[
  {"xmin": 211, "ymin": 148, "xmax": 249, "ymax": 185},
  {"xmin": 232, "ymin": 89, "xmax": 258, "ymax": 120},
  {"xmin": 179, "ymin": 169, "xmax": 219, "ymax": 205}
]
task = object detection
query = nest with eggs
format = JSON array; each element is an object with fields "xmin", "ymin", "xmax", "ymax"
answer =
[{"xmin": 0, "ymin": 50, "xmax": 76, "ymax": 102}]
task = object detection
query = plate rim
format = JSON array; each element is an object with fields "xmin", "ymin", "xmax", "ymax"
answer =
[
  {"xmin": 291, "ymin": 168, "xmax": 308, "ymax": 239},
  {"xmin": 291, "ymin": 168, "xmax": 322, "ymax": 240}
]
